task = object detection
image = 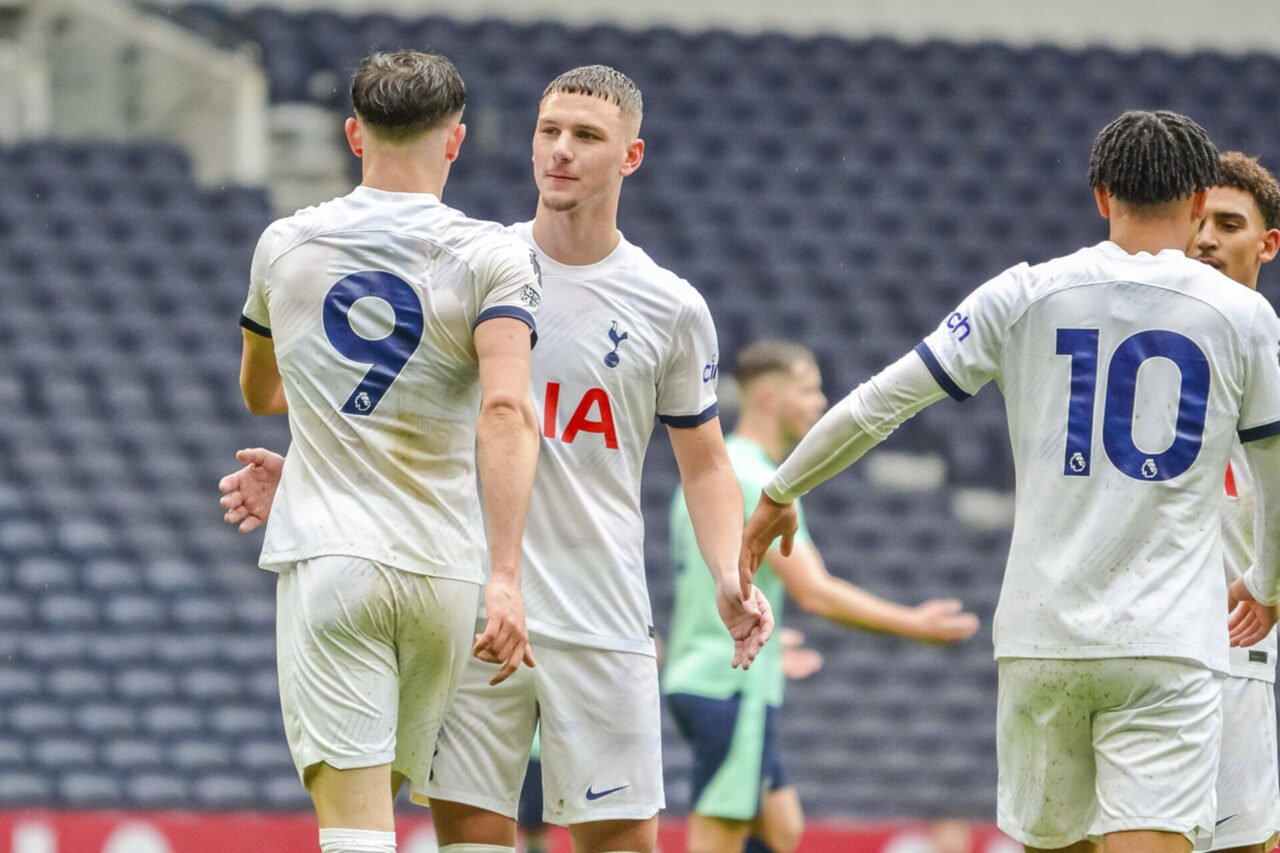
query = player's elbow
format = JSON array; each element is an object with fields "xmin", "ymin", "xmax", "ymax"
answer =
[
  {"xmin": 241, "ymin": 380, "xmax": 286, "ymax": 415},
  {"xmin": 791, "ymin": 582, "xmax": 833, "ymax": 617},
  {"xmin": 478, "ymin": 390, "xmax": 537, "ymax": 432}
]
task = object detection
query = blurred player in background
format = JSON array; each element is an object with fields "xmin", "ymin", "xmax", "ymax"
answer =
[
  {"xmin": 517, "ymin": 728, "xmax": 550, "ymax": 853},
  {"xmin": 664, "ymin": 339, "xmax": 980, "ymax": 853},
  {"xmin": 221, "ymin": 64, "xmax": 772, "ymax": 853},
  {"xmin": 1189, "ymin": 151, "xmax": 1280, "ymax": 853},
  {"xmin": 739, "ymin": 109, "xmax": 1280, "ymax": 853},
  {"xmin": 232, "ymin": 51, "xmax": 541, "ymax": 853}
]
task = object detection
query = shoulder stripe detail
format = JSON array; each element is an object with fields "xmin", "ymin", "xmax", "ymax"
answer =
[
  {"xmin": 1239, "ymin": 420, "xmax": 1280, "ymax": 443},
  {"xmin": 913, "ymin": 342, "xmax": 970, "ymax": 402},
  {"xmin": 239, "ymin": 314, "xmax": 272, "ymax": 338},
  {"xmin": 659, "ymin": 402, "xmax": 719, "ymax": 429},
  {"xmin": 476, "ymin": 305, "xmax": 538, "ymax": 347}
]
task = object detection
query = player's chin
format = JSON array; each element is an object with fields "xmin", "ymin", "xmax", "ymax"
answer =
[{"xmin": 538, "ymin": 192, "xmax": 580, "ymax": 213}]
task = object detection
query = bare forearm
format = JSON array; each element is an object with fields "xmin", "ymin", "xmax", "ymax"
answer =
[
  {"xmin": 683, "ymin": 456, "xmax": 744, "ymax": 583},
  {"xmin": 476, "ymin": 396, "xmax": 539, "ymax": 578},
  {"xmin": 800, "ymin": 578, "xmax": 921, "ymax": 637}
]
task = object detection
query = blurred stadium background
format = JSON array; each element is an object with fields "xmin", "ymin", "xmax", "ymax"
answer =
[{"xmin": 2, "ymin": 0, "xmax": 1279, "ymax": 850}]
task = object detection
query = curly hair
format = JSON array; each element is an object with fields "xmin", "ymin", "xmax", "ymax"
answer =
[
  {"xmin": 1087, "ymin": 110, "xmax": 1220, "ymax": 205},
  {"xmin": 1217, "ymin": 151, "xmax": 1280, "ymax": 231}
]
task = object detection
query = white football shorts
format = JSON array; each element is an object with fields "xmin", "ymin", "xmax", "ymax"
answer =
[
  {"xmin": 424, "ymin": 638, "xmax": 665, "ymax": 825},
  {"xmin": 997, "ymin": 657, "xmax": 1222, "ymax": 850},
  {"xmin": 1210, "ymin": 675, "xmax": 1280, "ymax": 851},
  {"xmin": 275, "ymin": 556, "xmax": 480, "ymax": 798}
]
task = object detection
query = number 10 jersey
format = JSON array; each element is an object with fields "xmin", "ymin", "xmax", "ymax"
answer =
[
  {"xmin": 240, "ymin": 186, "xmax": 540, "ymax": 584},
  {"xmin": 916, "ymin": 240, "xmax": 1280, "ymax": 673}
]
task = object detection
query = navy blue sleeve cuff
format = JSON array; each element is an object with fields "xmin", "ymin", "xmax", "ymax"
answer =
[
  {"xmin": 658, "ymin": 402, "xmax": 719, "ymax": 428},
  {"xmin": 240, "ymin": 314, "xmax": 272, "ymax": 338},
  {"xmin": 913, "ymin": 342, "xmax": 970, "ymax": 402},
  {"xmin": 1239, "ymin": 419, "xmax": 1280, "ymax": 443},
  {"xmin": 476, "ymin": 305, "xmax": 538, "ymax": 348}
]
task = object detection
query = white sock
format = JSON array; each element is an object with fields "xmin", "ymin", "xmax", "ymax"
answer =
[
  {"xmin": 318, "ymin": 827, "xmax": 397, "ymax": 853},
  {"xmin": 438, "ymin": 845, "xmax": 515, "ymax": 853}
]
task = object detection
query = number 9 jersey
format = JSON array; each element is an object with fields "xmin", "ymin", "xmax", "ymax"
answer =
[
  {"xmin": 240, "ymin": 186, "xmax": 541, "ymax": 584},
  {"xmin": 915, "ymin": 240, "xmax": 1280, "ymax": 673}
]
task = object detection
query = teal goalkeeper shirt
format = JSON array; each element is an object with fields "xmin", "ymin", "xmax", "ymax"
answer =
[{"xmin": 662, "ymin": 434, "xmax": 812, "ymax": 708}]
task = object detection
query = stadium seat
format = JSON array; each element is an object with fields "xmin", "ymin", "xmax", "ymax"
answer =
[
  {"xmin": 0, "ymin": 772, "xmax": 54, "ymax": 805},
  {"xmin": 193, "ymin": 773, "xmax": 258, "ymax": 808},
  {"xmin": 75, "ymin": 703, "xmax": 141, "ymax": 738},
  {"xmin": 7, "ymin": 14, "xmax": 1280, "ymax": 816},
  {"xmin": 128, "ymin": 772, "xmax": 193, "ymax": 807},
  {"xmin": 102, "ymin": 738, "xmax": 164, "ymax": 772}
]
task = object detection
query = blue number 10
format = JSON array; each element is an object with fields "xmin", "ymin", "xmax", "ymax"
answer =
[
  {"xmin": 1056, "ymin": 328, "xmax": 1210, "ymax": 481},
  {"xmin": 323, "ymin": 271, "xmax": 425, "ymax": 416}
]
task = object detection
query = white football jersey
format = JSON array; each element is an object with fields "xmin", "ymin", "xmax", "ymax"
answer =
[
  {"xmin": 1223, "ymin": 441, "xmax": 1277, "ymax": 681},
  {"xmin": 241, "ymin": 186, "xmax": 541, "ymax": 583},
  {"xmin": 918, "ymin": 241, "xmax": 1280, "ymax": 673},
  {"xmin": 498, "ymin": 221, "xmax": 720, "ymax": 654}
]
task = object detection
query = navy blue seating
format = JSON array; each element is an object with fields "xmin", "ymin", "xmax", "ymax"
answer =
[{"xmin": 9, "ymin": 7, "xmax": 1280, "ymax": 817}]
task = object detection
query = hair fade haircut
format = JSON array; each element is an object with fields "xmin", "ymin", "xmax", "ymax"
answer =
[
  {"xmin": 1217, "ymin": 151, "xmax": 1280, "ymax": 231},
  {"xmin": 1087, "ymin": 109, "xmax": 1221, "ymax": 205},
  {"xmin": 735, "ymin": 340, "xmax": 817, "ymax": 388},
  {"xmin": 350, "ymin": 50, "xmax": 466, "ymax": 142},
  {"xmin": 541, "ymin": 65, "xmax": 644, "ymax": 131}
]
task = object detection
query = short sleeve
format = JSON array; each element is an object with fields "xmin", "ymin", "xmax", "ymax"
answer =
[
  {"xmin": 1238, "ymin": 299, "xmax": 1280, "ymax": 442},
  {"xmin": 473, "ymin": 235, "xmax": 542, "ymax": 342},
  {"xmin": 914, "ymin": 264, "xmax": 1026, "ymax": 401},
  {"xmin": 656, "ymin": 290, "xmax": 719, "ymax": 428},
  {"xmin": 239, "ymin": 226, "xmax": 275, "ymax": 338}
]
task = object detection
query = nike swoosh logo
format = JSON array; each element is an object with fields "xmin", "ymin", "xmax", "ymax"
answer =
[
  {"xmin": 585, "ymin": 784, "xmax": 629, "ymax": 801},
  {"xmin": 1217, "ymin": 814, "xmax": 1238, "ymax": 827}
]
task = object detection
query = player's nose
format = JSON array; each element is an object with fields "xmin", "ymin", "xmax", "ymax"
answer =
[{"xmin": 551, "ymin": 136, "xmax": 574, "ymax": 161}]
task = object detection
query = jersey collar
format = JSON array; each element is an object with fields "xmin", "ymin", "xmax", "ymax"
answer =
[{"xmin": 1096, "ymin": 240, "xmax": 1186, "ymax": 260}]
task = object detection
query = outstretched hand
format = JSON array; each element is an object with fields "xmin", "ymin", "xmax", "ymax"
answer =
[
  {"xmin": 780, "ymin": 628, "xmax": 824, "ymax": 679},
  {"xmin": 218, "ymin": 448, "xmax": 284, "ymax": 532},
  {"xmin": 739, "ymin": 491, "xmax": 799, "ymax": 586},
  {"xmin": 473, "ymin": 574, "xmax": 535, "ymax": 686},
  {"xmin": 715, "ymin": 576, "xmax": 775, "ymax": 669},
  {"xmin": 910, "ymin": 599, "xmax": 981, "ymax": 645},
  {"xmin": 1228, "ymin": 577, "xmax": 1279, "ymax": 648}
]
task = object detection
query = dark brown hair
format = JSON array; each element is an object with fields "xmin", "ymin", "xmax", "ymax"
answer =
[
  {"xmin": 1218, "ymin": 151, "xmax": 1280, "ymax": 230},
  {"xmin": 350, "ymin": 50, "xmax": 466, "ymax": 142}
]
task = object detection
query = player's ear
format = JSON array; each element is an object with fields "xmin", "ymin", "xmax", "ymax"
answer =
[
  {"xmin": 345, "ymin": 118, "xmax": 363, "ymax": 158},
  {"xmin": 620, "ymin": 138, "xmax": 644, "ymax": 177},
  {"xmin": 445, "ymin": 121, "xmax": 467, "ymax": 162},
  {"xmin": 1261, "ymin": 228, "xmax": 1280, "ymax": 265},
  {"xmin": 1092, "ymin": 186, "xmax": 1111, "ymax": 220},
  {"xmin": 1189, "ymin": 189, "xmax": 1208, "ymax": 221}
]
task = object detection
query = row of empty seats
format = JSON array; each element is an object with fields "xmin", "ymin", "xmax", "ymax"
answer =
[{"xmin": 5, "ymin": 4, "xmax": 1279, "ymax": 817}]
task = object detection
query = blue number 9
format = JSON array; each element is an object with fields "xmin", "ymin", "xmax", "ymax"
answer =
[{"xmin": 322, "ymin": 271, "xmax": 424, "ymax": 416}]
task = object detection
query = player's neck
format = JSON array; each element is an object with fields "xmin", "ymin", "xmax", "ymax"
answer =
[
  {"xmin": 359, "ymin": 156, "xmax": 447, "ymax": 197},
  {"xmin": 531, "ymin": 200, "xmax": 621, "ymax": 266},
  {"xmin": 1107, "ymin": 218, "xmax": 1195, "ymax": 258},
  {"xmin": 733, "ymin": 418, "xmax": 786, "ymax": 464}
]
